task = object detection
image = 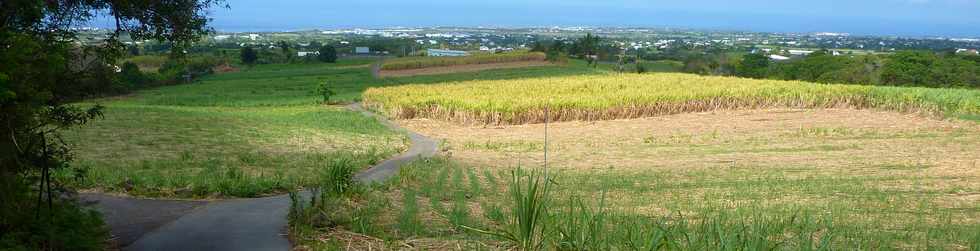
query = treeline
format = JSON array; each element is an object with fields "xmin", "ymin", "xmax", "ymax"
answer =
[
  {"xmin": 115, "ymin": 56, "xmax": 228, "ymax": 93},
  {"xmin": 237, "ymin": 41, "xmax": 339, "ymax": 65},
  {"xmin": 738, "ymin": 50, "xmax": 980, "ymax": 88}
]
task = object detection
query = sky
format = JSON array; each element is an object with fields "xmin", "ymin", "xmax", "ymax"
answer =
[{"xmin": 200, "ymin": 0, "xmax": 980, "ymax": 37}]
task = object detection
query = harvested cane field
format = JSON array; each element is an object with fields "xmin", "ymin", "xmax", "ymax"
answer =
[
  {"xmin": 379, "ymin": 51, "xmax": 547, "ymax": 71},
  {"xmin": 363, "ymin": 73, "xmax": 980, "ymax": 125}
]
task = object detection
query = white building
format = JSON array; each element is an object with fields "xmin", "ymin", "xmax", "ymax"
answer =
[
  {"xmin": 769, "ymin": 55, "xmax": 791, "ymax": 61},
  {"xmin": 355, "ymin": 47, "xmax": 370, "ymax": 54},
  {"xmin": 298, "ymin": 51, "xmax": 319, "ymax": 57},
  {"xmin": 788, "ymin": 50, "xmax": 814, "ymax": 56},
  {"xmin": 427, "ymin": 49, "xmax": 469, "ymax": 57}
]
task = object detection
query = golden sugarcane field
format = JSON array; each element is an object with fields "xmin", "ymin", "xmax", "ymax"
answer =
[{"xmin": 364, "ymin": 73, "xmax": 980, "ymax": 125}]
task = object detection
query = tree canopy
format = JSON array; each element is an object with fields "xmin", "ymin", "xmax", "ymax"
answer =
[
  {"xmin": 318, "ymin": 45, "xmax": 338, "ymax": 63},
  {"xmin": 1, "ymin": 0, "xmax": 223, "ymax": 249}
]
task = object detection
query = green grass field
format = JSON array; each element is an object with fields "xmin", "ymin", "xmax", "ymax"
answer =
[{"xmin": 59, "ymin": 59, "xmax": 601, "ymax": 198}]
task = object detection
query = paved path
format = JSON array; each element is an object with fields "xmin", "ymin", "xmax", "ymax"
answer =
[
  {"xmin": 81, "ymin": 103, "xmax": 436, "ymax": 251},
  {"xmin": 348, "ymin": 103, "xmax": 438, "ymax": 183}
]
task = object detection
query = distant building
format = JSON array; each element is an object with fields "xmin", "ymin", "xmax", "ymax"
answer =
[
  {"xmin": 788, "ymin": 50, "xmax": 814, "ymax": 56},
  {"xmin": 297, "ymin": 51, "xmax": 319, "ymax": 57},
  {"xmin": 769, "ymin": 55, "xmax": 791, "ymax": 61},
  {"xmin": 956, "ymin": 48, "xmax": 979, "ymax": 55},
  {"xmin": 427, "ymin": 49, "xmax": 469, "ymax": 57},
  {"xmin": 355, "ymin": 47, "xmax": 370, "ymax": 54}
]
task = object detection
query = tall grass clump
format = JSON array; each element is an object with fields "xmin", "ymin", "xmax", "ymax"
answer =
[
  {"xmin": 380, "ymin": 51, "xmax": 547, "ymax": 71},
  {"xmin": 555, "ymin": 194, "xmax": 609, "ymax": 250},
  {"xmin": 288, "ymin": 157, "xmax": 360, "ymax": 241},
  {"xmin": 363, "ymin": 73, "xmax": 980, "ymax": 124},
  {"xmin": 320, "ymin": 157, "xmax": 356, "ymax": 196},
  {"xmin": 396, "ymin": 188, "xmax": 423, "ymax": 237},
  {"xmin": 469, "ymin": 168, "xmax": 552, "ymax": 250}
]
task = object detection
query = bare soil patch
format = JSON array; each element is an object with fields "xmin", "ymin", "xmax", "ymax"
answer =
[{"xmin": 377, "ymin": 60, "xmax": 555, "ymax": 78}]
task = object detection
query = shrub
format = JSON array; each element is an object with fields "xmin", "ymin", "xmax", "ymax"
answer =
[
  {"xmin": 315, "ymin": 82, "xmax": 336, "ymax": 104},
  {"xmin": 0, "ymin": 194, "xmax": 108, "ymax": 251},
  {"xmin": 317, "ymin": 45, "xmax": 337, "ymax": 63},
  {"xmin": 240, "ymin": 46, "xmax": 258, "ymax": 65}
]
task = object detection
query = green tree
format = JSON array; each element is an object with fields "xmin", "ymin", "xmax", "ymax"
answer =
[
  {"xmin": 309, "ymin": 41, "xmax": 323, "ymax": 50},
  {"xmin": 735, "ymin": 53, "xmax": 770, "ymax": 78},
  {"xmin": 575, "ymin": 33, "xmax": 601, "ymax": 66},
  {"xmin": 0, "ymin": 0, "xmax": 222, "ymax": 249},
  {"xmin": 530, "ymin": 41, "xmax": 547, "ymax": 52},
  {"xmin": 277, "ymin": 40, "xmax": 292, "ymax": 62},
  {"xmin": 879, "ymin": 51, "xmax": 980, "ymax": 88},
  {"xmin": 128, "ymin": 45, "xmax": 141, "ymax": 56},
  {"xmin": 318, "ymin": 45, "xmax": 338, "ymax": 63},
  {"xmin": 880, "ymin": 51, "xmax": 935, "ymax": 87},
  {"xmin": 119, "ymin": 62, "xmax": 147, "ymax": 88},
  {"xmin": 240, "ymin": 46, "xmax": 258, "ymax": 65}
]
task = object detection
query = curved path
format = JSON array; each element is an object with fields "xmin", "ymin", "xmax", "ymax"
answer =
[{"xmin": 81, "ymin": 103, "xmax": 437, "ymax": 251}]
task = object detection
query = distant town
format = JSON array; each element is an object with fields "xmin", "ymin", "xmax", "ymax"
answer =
[{"xmin": 73, "ymin": 26, "xmax": 980, "ymax": 58}]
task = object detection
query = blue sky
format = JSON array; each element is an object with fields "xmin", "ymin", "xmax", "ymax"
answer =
[{"xmin": 203, "ymin": 0, "xmax": 980, "ymax": 36}]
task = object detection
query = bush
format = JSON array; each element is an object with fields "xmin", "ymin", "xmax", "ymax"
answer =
[
  {"xmin": 317, "ymin": 45, "xmax": 337, "ymax": 63},
  {"xmin": 240, "ymin": 46, "xmax": 258, "ymax": 65},
  {"xmin": 0, "ymin": 193, "xmax": 108, "ymax": 251},
  {"xmin": 315, "ymin": 82, "xmax": 336, "ymax": 104},
  {"xmin": 119, "ymin": 62, "xmax": 148, "ymax": 88},
  {"xmin": 156, "ymin": 56, "xmax": 223, "ymax": 84}
]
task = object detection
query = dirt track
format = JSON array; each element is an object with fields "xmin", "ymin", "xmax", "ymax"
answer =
[{"xmin": 377, "ymin": 60, "xmax": 555, "ymax": 77}]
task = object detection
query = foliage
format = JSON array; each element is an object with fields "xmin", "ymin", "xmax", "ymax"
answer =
[
  {"xmin": 364, "ymin": 73, "xmax": 980, "ymax": 124},
  {"xmin": 240, "ymin": 46, "xmax": 258, "ymax": 65},
  {"xmin": 0, "ymin": 198, "xmax": 109, "ymax": 251},
  {"xmin": 881, "ymin": 50, "xmax": 979, "ymax": 88},
  {"xmin": 380, "ymin": 51, "xmax": 547, "ymax": 71},
  {"xmin": 530, "ymin": 41, "xmax": 547, "ymax": 53},
  {"xmin": 318, "ymin": 45, "xmax": 338, "ymax": 63},
  {"xmin": 735, "ymin": 53, "xmax": 769, "ymax": 78},
  {"xmin": 571, "ymin": 33, "xmax": 601, "ymax": 63},
  {"xmin": 1, "ymin": 0, "xmax": 223, "ymax": 249},
  {"xmin": 316, "ymin": 82, "xmax": 337, "ymax": 104},
  {"xmin": 320, "ymin": 157, "xmax": 356, "ymax": 196},
  {"xmin": 495, "ymin": 168, "xmax": 552, "ymax": 250}
]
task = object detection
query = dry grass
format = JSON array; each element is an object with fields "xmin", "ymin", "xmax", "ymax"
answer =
[{"xmin": 397, "ymin": 108, "xmax": 980, "ymax": 211}]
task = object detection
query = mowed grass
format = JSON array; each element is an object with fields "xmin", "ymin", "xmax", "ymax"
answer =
[
  {"xmin": 300, "ymin": 113, "xmax": 980, "ymax": 249},
  {"xmin": 57, "ymin": 59, "xmax": 606, "ymax": 198},
  {"xmin": 58, "ymin": 61, "xmax": 408, "ymax": 198},
  {"xmin": 364, "ymin": 157, "xmax": 980, "ymax": 250},
  {"xmin": 363, "ymin": 73, "xmax": 980, "ymax": 124}
]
